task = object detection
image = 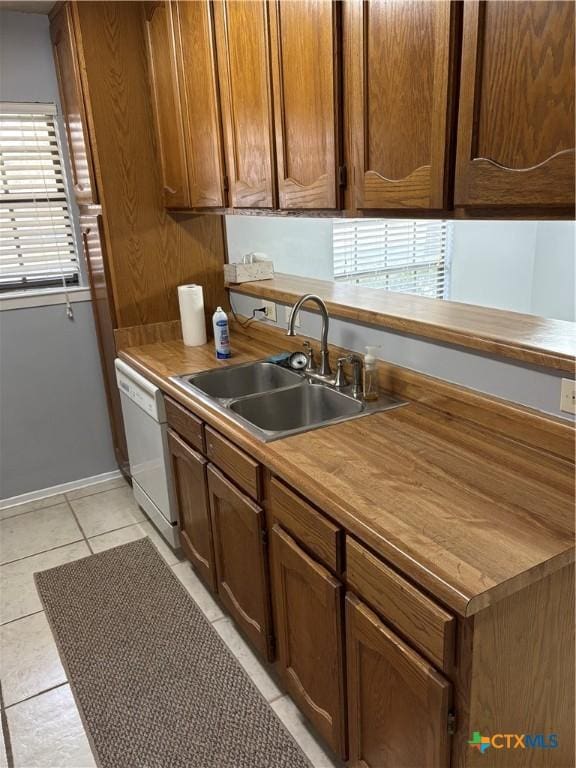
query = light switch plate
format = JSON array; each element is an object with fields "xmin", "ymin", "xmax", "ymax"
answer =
[
  {"xmin": 560, "ymin": 379, "xmax": 576, "ymax": 415},
  {"xmin": 262, "ymin": 300, "xmax": 277, "ymax": 322}
]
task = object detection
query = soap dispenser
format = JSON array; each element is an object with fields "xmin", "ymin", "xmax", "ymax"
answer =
[{"xmin": 363, "ymin": 346, "xmax": 379, "ymax": 401}]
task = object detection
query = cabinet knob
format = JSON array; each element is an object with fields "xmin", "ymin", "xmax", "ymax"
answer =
[{"xmin": 74, "ymin": 183, "xmax": 84, "ymax": 192}]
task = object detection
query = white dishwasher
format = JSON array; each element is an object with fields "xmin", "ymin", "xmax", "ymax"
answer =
[{"xmin": 115, "ymin": 359, "xmax": 179, "ymax": 547}]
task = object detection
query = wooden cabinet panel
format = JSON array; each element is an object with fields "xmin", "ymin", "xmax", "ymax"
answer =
[
  {"xmin": 271, "ymin": 526, "xmax": 346, "ymax": 758},
  {"xmin": 214, "ymin": 1, "xmax": 275, "ymax": 208},
  {"xmin": 206, "ymin": 426, "xmax": 261, "ymax": 501},
  {"xmin": 345, "ymin": 0, "xmax": 456, "ymax": 210},
  {"xmin": 143, "ymin": 1, "xmax": 190, "ymax": 209},
  {"xmin": 346, "ymin": 594, "xmax": 452, "ymax": 768},
  {"xmin": 79, "ymin": 209, "xmax": 128, "ymax": 474},
  {"xmin": 269, "ymin": 0, "xmax": 340, "ymax": 209},
  {"xmin": 173, "ymin": 0, "xmax": 226, "ymax": 208},
  {"xmin": 346, "ymin": 538, "xmax": 455, "ymax": 672},
  {"xmin": 208, "ymin": 464, "xmax": 273, "ymax": 659},
  {"xmin": 168, "ymin": 430, "xmax": 216, "ymax": 592},
  {"xmin": 270, "ymin": 477, "xmax": 342, "ymax": 573},
  {"xmin": 165, "ymin": 397, "xmax": 205, "ymax": 454},
  {"xmin": 50, "ymin": 4, "xmax": 98, "ymax": 204},
  {"xmin": 455, "ymin": 1, "xmax": 575, "ymax": 208}
]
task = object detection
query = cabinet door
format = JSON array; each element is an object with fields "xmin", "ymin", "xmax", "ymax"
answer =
[
  {"xmin": 345, "ymin": 0, "xmax": 456, "ymax": 210},
  {"xmin": 168, "ymin": 430, "xmax": 216, "ymax": 592},
  {"xmin": 50, "ymin": 4, "xmax": 98, "ymax": 204},
  {"xmin": 271, "ymin": 526, "xmax": 346, "ymax": 758},
  {"xmin": 143, "ymin": 2, "xmax": 190, "ymax": 209},
  {"xmin": 80, "ymin": 211, "xmax": 128, "ymax": 475},
  {"xmin": 172, "ymin": 0, "xmax": 226, "ymax": 208},
  {"xmin": 269, "ymin": 0, "xmax": 340, "ymax": 209},
  {"xmin": 214, "ymin": 1, "xmax": 275, "ymax": 208},
  {"xmin": 455, "ymin": 1, "xmax": 575, "ymax": 208},
  {"xmin": 346, "ymin": 594, "xmax": 452, "ymax": 768},
  {"xmin": 207, "ymin": 464, "xmax": 273, "ymax": 659}
]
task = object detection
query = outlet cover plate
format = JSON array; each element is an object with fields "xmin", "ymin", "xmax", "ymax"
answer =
[
  {"xmin": 560, "ymin": 379, "xmax": 576, "ymax": 415},
  {"xmin": 262, "ymin": 300, "xmax": 277, "ymax": 323}
]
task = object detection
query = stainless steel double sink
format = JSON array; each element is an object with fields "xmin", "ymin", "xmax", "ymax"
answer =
[{"xmin": 171, "ymin": 357, "xmax": 406, "ymax": 442}]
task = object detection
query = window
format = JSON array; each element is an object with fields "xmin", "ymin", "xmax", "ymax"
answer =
[
  {"xmin": 332, "ymin": 219, "xmax": 452, "ymax": 299},
  {"xmin": 0, "ymin": 103, "xmax": 79, "ymax": 292}
]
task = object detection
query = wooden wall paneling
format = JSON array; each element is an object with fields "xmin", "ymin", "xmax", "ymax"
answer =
[
  {"xmin": 214, "ymin": 0, "xmax": 276, "ymax": 208},
  {"xmin": 172, "ymin": 0, "xmax": 227, "ymax": 208},
  {"xmin": 70, "ymin": 2, "xmax": 227, "ymax": 328},
  {"xmin": 50, "ymin": 3, "xmax": 98, "ymax": 204},
  {"xmin": 269, "ymin": 0, "xmax": 341, "ymax": 209},
  {"xmin": 455, "ymin": 0, "xmax": 575, "ymax": 209},
  {"xmin": 79, "ymin": 208, "xmax": 128, "ymax": 474},
  {"xmin": 143, "ymin": 1, "xmax": 190, "ymax": 208},
  {"xmin": 345, "ymin": 0, "xmax": 456, "ymax": 210},
  {"xmin": 461, "ymin": 564, "xmax": 575, "ymax": 768}
]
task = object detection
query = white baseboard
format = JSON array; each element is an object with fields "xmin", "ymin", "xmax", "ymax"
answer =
[{"xmin": 0, "ymin": 469, "xmax": 123, "ymax": 510}]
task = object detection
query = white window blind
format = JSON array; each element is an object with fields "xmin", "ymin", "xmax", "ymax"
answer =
[
  {"xmin": 333, "ymin": 219, "xmax": 452, "ymax": 299},
  {"xmin": 0, "ymin": 103, "xmax": 79, "ymax": 292}
]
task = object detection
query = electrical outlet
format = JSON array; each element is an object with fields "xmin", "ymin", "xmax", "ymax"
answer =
[
  {"xmin": 262, "ymin": 300, "xmax": 277, "ymax": 322},
  {"xmin": 560, "ymin": 379, "xmax": 576, "ymax": 415},
  {"xmin": 284, "ymin": 305, "xmax": 300, "ymax": 327}
]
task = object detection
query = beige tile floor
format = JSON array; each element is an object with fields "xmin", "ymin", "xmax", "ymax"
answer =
[{"xmin": 0, "ymin": 477, "xmax": 339, "ymax": 768}]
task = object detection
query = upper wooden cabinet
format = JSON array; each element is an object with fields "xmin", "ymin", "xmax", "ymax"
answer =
[
  {"xmin": 50, "ymin": 4, "xmax": 98, "ymax": 204},
  {"xmin": 144, "ymin": 2, "xmax": 190, "ymax": 209},
  {"xmin": 269, "ymin": 0, "xmax": 341, "ymax": 209},
  {"xmin": 344, "ymin": 0, "xmax": 457, "ymax": 211},
  {"xmin": 172, "ymin": 0, "xmax": 226, "ymax": 208},
  {"xmin": 214, "ymin": 1, "xmax": 275, "ymax": 208},
  {"xmin": 455, "ymin": 0, "xmax": 575, "ymax": 209}
]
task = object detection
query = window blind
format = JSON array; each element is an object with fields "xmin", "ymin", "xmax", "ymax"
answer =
[
  {"xmin": 0, "ymin": 104, "xmax": 79, "ymax": 292},
  {"xmin": 332, "ymin": 219, "xmax": 452, "ymax": 299}
]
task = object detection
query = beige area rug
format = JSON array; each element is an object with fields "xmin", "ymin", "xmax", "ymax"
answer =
[{"xmin": 35, "ymin": 538, "xmax": 312, "ymax": 768}]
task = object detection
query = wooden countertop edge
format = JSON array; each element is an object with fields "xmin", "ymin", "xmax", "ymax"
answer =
[
  {"xmin": 228, "ymin": 276, "xmax": 576, "ymax": 373},
  {"xmin": 119, "ymin": 346, "xmax": 575, "ymax": 618}
]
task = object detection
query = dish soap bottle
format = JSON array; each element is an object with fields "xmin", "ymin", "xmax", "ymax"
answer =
[
  {"xmin": 212, "ymin": 307, "xmax": 231, "ymax": 359},
  {"xmin": 363, "ymin": 346, "xmax": 379, "ymax": 401}
]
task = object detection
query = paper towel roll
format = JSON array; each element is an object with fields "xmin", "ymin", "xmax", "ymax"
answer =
[{"xmin": 178, "ymin": 284, "xmax": 207, "ymax": 347}]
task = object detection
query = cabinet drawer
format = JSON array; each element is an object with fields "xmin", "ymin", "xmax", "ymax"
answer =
[
  {"xmin": 165, "ymin": 397, "xmax": 205, "ymax": 454},
  {"xmin": 206, "ymin": 426, "xmax": 261, "ymax": 500},
  {"xmin": 346, "ymin": 538, "xmax": 455, "ymax": 672},
  {"xmin": 270, "ymin": 477, "xmax": 342, "ymax": 573}
]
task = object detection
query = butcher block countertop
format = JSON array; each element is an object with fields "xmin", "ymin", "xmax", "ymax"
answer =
[{"xmin": 120, "ymin": 331, "xmax": 575, "ymax": 619}]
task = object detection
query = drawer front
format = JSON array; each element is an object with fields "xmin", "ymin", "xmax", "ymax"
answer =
[
  {"xmin": 270, "ymin": 477, "xmax": 342, "ymax": 573},
  {"xmin": 165, "ymin": 397, "xmax": 205, "ymax": 454},
  {"xmin": 206, "ymin": 426, "xmax": 261, "ymax": 500},
  {"xmin": 346, "ymin": 538, "xmax": 455, "ymax": 672}
]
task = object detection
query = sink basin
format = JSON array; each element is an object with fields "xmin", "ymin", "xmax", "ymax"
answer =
[
  {"xmin": 184, "ymin": 361, "xmax": 302, "ymax": 400},
  {"xmin": 229, "ymin": 383, "xmax": 364, "ymax": 435}
]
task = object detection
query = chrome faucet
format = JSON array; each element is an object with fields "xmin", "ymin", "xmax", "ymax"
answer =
[{"xmin": 286, "ymin": 294, "xmax": 332, "ymax": 377}]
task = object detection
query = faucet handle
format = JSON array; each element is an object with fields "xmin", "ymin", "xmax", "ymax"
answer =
[
  {"xmin": 334, "ymin": 357, "xmax": 348, "ymax": 390},
  {"xmin": 302, "ymin": 341, "xmax": 317, "ymax": 372}
]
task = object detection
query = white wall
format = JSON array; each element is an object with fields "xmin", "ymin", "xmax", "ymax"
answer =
[
  {"xmin": 531, "ymin": 222, "xmax": 576, "ymax": 322},
  {"xmin": 225, "ymin": 215, "xmax": 334, "ymax": 280},
  {"xmin": 0, "ymin": 11, "xmax": 116, "ymax": 499},
  {"xmin": 449, "ymin": 221, "xmax": 538, "ymax": 313}
]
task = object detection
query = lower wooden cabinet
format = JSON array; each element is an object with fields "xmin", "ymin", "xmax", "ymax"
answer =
[
  {"xmin": 270, "ymin": 525, "xmax": 347, "ymax": 759},
  {"xmin": 168, "ymin": 430, "xmax": 216, "ymax": 592},
  {"xmin": 207, "ymin": 464, "xmax": 273, "ymax": 660},
  {"xmin": 346, "ymin": 593, "xmax": 452, "ymax": 768}
]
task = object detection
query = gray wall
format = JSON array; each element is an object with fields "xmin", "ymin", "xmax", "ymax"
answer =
[
  {"xmin": 0, "ymin": 302, "xmax": 117, "ymax": 498},
  {"xmin": 0, "ymin": 11, "xmax": 116, "ymax": 499}
]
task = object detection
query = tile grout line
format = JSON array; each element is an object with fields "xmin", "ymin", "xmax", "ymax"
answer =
[
  {"xmin": 0, "ymin": 609, "xmax": 44, "ymax": 628},
  {"xmin": 0, "ymin": 537, "xmax": 86, "ymax": 568},
  {"xmin": 3, "ymin": 682, "xmax": 69, "ymax": 711},
  {"xmin": 0, "ymin": 497, "xmax": 67, "ymax": 524},
  {"xmin": 0, "ymin": 681, "xmax": 15, "ymax": 768}
]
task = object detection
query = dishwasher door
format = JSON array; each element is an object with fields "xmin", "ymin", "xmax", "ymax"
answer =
[{"xmin": 119, "ymin": 390, "xmax": 175, "ymax": 521}]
